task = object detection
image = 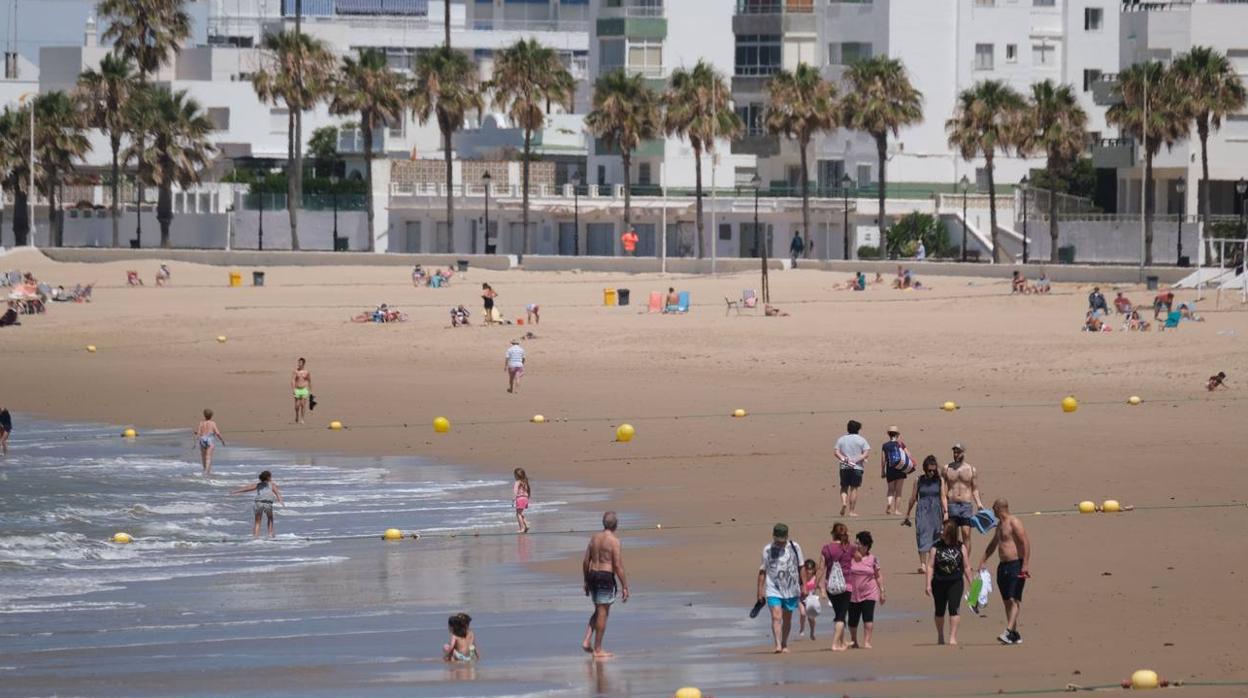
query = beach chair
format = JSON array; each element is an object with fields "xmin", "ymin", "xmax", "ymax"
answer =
[
  {"xmin": 1160, "ymin": 310, "xmax": 1182, "ymax": 331},
  {"xmin": 126, "ymin": 270, "xmax": 143, "ymax": 286},
  {"xmin": 5, "ymin": 270, "xmax": 20, "ymax": 286},
  {"xmin": 648, "ymin": 291, "xmax": 663, "ymax": 313},
  {"xmin": 725, "ymin": 289, "xmax": 758, "ymax": 315},
  {"xmin": 676, "ymin": 291, "xmax": 690, "ymax": 313}
]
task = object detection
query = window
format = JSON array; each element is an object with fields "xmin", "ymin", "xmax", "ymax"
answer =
[
  {"xmin": 638, "ymin": 162, "xmax": 652, "ymax": 186},
  {"xmin": 207, "ymin": 107, "xmax": 229, "ymax": 131},
  {"xmin": 1006, "ymin": 44, "xmax": 1017, "ymax": 63},
  {"xmin": 1033, "ymin": 0, "xmax": 1055, "ymax": 6},
  {"xmin": 735, "ymin": 34, "xmax": 782, "ymax": 76},
  {"xmin": 719, "ymin": 223, "xmax": 732, "ymax": 241},
  {"xmin": 597, "ymin": 165, "xmax": 606, "ymax": 187},
  {"xmin": 388, "ymin": 117, "xmax": 405, "ymax": 140},
  {"xmin": 1084, "ymin": 7, "xmax": 1103, "ymax": 31},
  {"xmin": 818, "ymin": 160, "xmax": 845, "ymax": 191},
  {"xmin": 856, "ymin": 164, "xmax": 872, "ymax": 188},
  {"xmin": 1032, "ymin": 42, "xmax": 1055, "ymax": 66},
  {"xmin": 830, "ymin": 41, "xmax": 873, "ymax": 65},
  {"xmin": 974, "ymin": 43, "xmax": 994, "ymax": 71},
  {"xmin": 735, "ymin": 103, "xmax": 765, "ymax": 136},
  {"xmin": 1082, "ymin": 68, "xmax": 1103, "ymax": 92},
  {"xmin": 627, "ymin": 40, "xmax": 662, "ymax": 76},
  {"xmin": 974, "ymin": 0, "xmax": 994, "ymax": 5},
  {"xmin": 599, "ymin": 39, "xmax": 624, "ymax": 73}
]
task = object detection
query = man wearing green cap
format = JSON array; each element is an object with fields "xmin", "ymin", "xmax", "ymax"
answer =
[{"xmin": 757, "ymin": 523, "xmax": 806, "ymax": 653}]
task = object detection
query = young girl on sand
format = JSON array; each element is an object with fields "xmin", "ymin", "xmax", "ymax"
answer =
[
  {"xmin": 442, "ymin": 613, "xmax": 479, "ymax": 663},
  {"xmin": 229, "ymin": 470, "xmax": 284, "ymax": 537},
  {"xmin": 513, "ymin": 468, "xmax": 531, "ymax": 533},
  {"xmin": 194, "ymin": 409, "xmax": 225, "ymax": 476},
  {"xmin": 798, "ymin": 559, "xmax": 819, "ymax": 640}
]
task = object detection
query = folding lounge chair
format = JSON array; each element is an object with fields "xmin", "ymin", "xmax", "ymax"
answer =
[
  {"xmin": 676, "ymin": 291, "xmax": 690, "ymax": 313},
  {"xmin": 648, "ymin": 291, "xmax": 663, "ymax": 314},
  {"xmin": 1161, "ymin": 310, "xmax": 1181, "ymax": 331}
]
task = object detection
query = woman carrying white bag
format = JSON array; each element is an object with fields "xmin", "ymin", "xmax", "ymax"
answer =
[{"xmin": 820, "ymin": 522, "xmax": 857, "ymax": 651}]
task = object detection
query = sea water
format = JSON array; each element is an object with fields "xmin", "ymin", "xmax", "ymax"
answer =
[{"xmin": 0, "ymin": 418, "xmax": 839, "ymax": 697}]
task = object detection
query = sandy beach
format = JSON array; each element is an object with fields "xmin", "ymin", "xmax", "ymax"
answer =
[{"xmin": 3, "ymin": 247, "xmax": 1248, "ymax": 696}]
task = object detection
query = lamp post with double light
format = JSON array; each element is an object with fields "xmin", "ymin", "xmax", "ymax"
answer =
[
  {"xmin": 330, "ymin": 175, "xmax": 340, "ymax": 251},
  {"xmin": 482, "ymin": 170, "xmax": 492, "ymax": 254},
  {"xmin": 841, "ymin": 173, "xmax": 853, "ymax": 260},
  {"xmin": 1175, "ymin": 179, "xmax": 1186, "ymax": 265},
  {"xmin": 960, "ymin": 175, "xmax": 970, "ymax": 262},
  {"xmin": 1237, "ymin": 177, "xmax": 1247, "ymax": 238},
  {"xmin": 1019, "ymin": 174, "xmax": 1029, "ymax": 264},
  {"xmin": 571, "ymin": 170, "xmax": 581, "ymax": 256}
]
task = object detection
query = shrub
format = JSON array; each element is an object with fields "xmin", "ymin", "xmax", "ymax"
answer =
[
  {"xmin": 857, "ymin": 245, "xmax": 881, "ymax": 259},
  {"xmin": 885, "ymin": 212, "xmax": 953, "ymax": 258}
]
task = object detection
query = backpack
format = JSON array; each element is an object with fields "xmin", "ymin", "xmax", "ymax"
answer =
[{"xmin": 882, "ymin": 440, "xmax": 915, "ymax": 473}]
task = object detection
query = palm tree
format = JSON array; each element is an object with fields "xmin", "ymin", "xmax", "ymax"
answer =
[
  {"xmin": 1016, "ymin": 80, "xmax": 1089, "ymax": 264},
  {"xmin": 841, "ymin": 57, "xmax": 923, "ymax": 251},
  {"xmin": 585, "ymin": 70, "xmax": 660, "ymax": 238},
  {"xmin": 663, "ymin": 60, "xmax": 741, "ymax": 259},
  {"xmin": 252, "ymin": 30, "xmax": 335, "ymax": 250},
  {"xmin": 1106, "ymin": 61, "xmax": 1188, "ymax": 266},
  {"xmin": 1172, "ymin": 47, "xmax": 1247, "ymax": 259},
  {"xmin": 0, "ymin": 107, "xmax": 32, "ymax": 246},
  {"xmin": 33, "ymin": 92, "xmax": 91, "ymax": 247},
  {"xmin": 98, "ymin": 0, "xmax": 191, "ymax": 246},
  {"xmin": 76, "ymin": 54, "xmax": 137, "ymax": 248},
  {"xmin": 946, "ymin": 80, "xmax": 1027, "ymax": 263},
  {"xmin": 329, "ymin": 49, "xmax": 406, "ymax": 253},
  {"xmin": 124, "ymin": 88, "xmax": 215, "ymax": 248},
  {"xmin": 763, "ymin": 63, "xmax": 836, "ymax": 257},
  {"xmin": 490, "ymin": 39, "xmax": 573, "ymax": 259},
  {"xmin": 412, "ymin": 47, "xmax": 484, "ymax": 252}
]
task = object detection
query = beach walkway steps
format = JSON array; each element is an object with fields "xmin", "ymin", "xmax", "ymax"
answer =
[
  {"xmin": 1218, "ymin": 269, "xmax": 1245, "ymax": 290},
  {"xmin": 1174, "ymin": 267, "xmax": 1234, "ymax": 289},
  {"xmin": 940, "ymin": 212, "xmax": 995, "ymax": 261}
]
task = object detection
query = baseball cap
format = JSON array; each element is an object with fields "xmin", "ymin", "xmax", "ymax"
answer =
[
  {"xmin": 952, "ymin": 442, "xmax": 965, "ymax": 451},
  {"xmin": 772, "ymin": 523, "xmax": 789, "ymax": 539}
]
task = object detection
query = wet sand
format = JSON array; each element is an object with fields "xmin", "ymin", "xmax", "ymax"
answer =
[{"xmin": 3, "ymin": 248, "xmax": 1248, "ymax": 695}]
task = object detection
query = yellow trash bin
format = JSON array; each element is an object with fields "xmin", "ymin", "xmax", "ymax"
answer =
[
  {"xmin": 229, "ymin": 271, "xmax": 242, "ymax": 287},
  {"xmin": 603, "ymin": 288, "xmax": 617, "ymax": 306}
]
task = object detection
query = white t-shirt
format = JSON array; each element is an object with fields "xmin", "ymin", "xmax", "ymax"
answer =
[
  {"xmin": 760, "ymin": 541, "xmax": 804, "ymax": 599},
  {"xmin": 835, "ymin": 433, "xmax": 870, "ymax": 471},
  {"xmin": 505, "ymin": 344, "xmax": 526, "ymax": 368}
]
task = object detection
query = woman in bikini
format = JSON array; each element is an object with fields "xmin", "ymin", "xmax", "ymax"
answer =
[{"xmin": 194, "ymin": 409, "xmax": 225, "ymax": 476}]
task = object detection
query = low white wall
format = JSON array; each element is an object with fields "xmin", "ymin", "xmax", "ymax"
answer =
[{"xmin": 1033, "ymin": 219, "xmax": 1201, "ymax": 265}]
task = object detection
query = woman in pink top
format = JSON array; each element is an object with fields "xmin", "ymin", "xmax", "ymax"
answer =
[
  {"xmin": 820, "ymin": 522, "xmax": 857, "ymax": 651},
  {"xmin": 845, "ymin": 530, "xmax": 886, "ymax": 649},
  {"xmin": 512, "ymin": 468, "xmax": 531, "ymax": 533}
]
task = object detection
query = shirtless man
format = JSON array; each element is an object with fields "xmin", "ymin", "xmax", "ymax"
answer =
[
  {"xmin": 292, "ymin": 358, "xmax": 312, "ymax": 424},
  {"xmin": 979, "ymin": 498, "xmax": 1030, "ymax": 645},
  {"xmin": 582, "ymin": 511, "xmax": 629, "ymax": 658},
  {"xmin": 943, "ymin": 443, "xmax": 983, "ymax": 555}
]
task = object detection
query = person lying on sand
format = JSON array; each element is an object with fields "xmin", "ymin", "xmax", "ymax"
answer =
[
  {"xmin": 764, "ymin": 304, "xmax": 789, "ymax": 317},
  {"xmin": 1208, "ymin": 371, "xmax": 1227, "ymax": 391}
]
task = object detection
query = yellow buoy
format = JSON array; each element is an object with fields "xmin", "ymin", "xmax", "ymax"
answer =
[
  {"xmin": 216, "ymin": 335, "xmax": 227, "ymax": 343},
  {"xmin": 1078, "ymin": 501, "xmax": 1096, "ymax": 514},
  {"xmin": 532, "ymin": 415, "xmax": 546, "ymax": 424},
  {"xmin": 433, "ymin": 416, "xmax": 451, "ymax": 433},
  {"xmin": 86, "ymin": 345, "xmax": 97, "ymax": 353},
  {"xmin": 112, "ymin": 532, "xmax": 133, "ymax": 544},
  {"xmin": 674, "ymin": 688, "xmax": 702, "ymax": 698},
  {"xmin": 616, "ymin": 423, "xmax": 635, "ymax": 442},
  {"xmin": 328, "ymin": 421, "xmax": 343, "ymax": 431},
  {"xmin": 1131, "ymin": 669, "xmax": 1160, "ymax": 689},
  {"xmin": 1128, "ymin": 395, "xmax": 1142, "ymax": 405},
  {"xmin": 656, "ymin": 524, "xmax": 662, "ymax": 529},
  {"xmin": 942, "ymin": 401, "xmax": 958, "ymax": 412},
  {"xmin": 1102, "ymin": 499, "xmax": 1121, "ymax": 513},
  {"xmin": 121, "ymin": 428, "xmax": 137, "ymax": 439},
  {"xmin": 1061, "ymin": 396, "xmax": 1079, "ymax": 413},
  {"xmin": 732, "ymin": 408, "xmax": 746, "ymax": 418},
  {"xmin": 382, "ymin": 528, "xmax": 403, "ymax": 541}
]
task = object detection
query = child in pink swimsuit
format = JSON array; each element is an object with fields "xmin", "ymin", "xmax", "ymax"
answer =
[
  {"xmin": 798, "ymin": 558, "xmax": 820, "ymax": 640},
  {"xmin": 513, "ymin": 468, "xmax": 531, "ymax": 533}
]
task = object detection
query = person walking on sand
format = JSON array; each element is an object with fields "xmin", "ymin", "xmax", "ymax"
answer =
[
  {"xmin": 926, "ymin": 519, "xmax": 972, "ymax": 646},
  {"xmin": 903, "ymin": 455, "xmax": 947, "ymax": 573},
  {"xmin": 836, "ymin": 420, "xmax": 871, "ymax": 517},
  {"xmin": 513, "ymin": 467, "xmax": 531, "ymax": 533},
  {"xmin": 979, "ymin": 498, "xmax": 1031, "ymax": 645},
  {"xmin": 620, "ymin": 227, "xmax": 638, "ymax": 257},
  {"xmin": 757, "ymin": 523, "xmax": 805, "ymax": 654},
  {"xmin": 790, "ymin": 232, "xmax": 804, "ymax": 268},
  {"xmin": 880, "ymin": 426, "xmax": 913, "ymax": 515},
  {"xmin": 230, "ymin": 470, "xmax": 284, "ymax": 537},
  {"xmin": 943, "ymin": 443, "xmax": 983, "ymax": 555},
  {"xmin": 821, "ymin": 522, "xmax": 856, "ymax": 652},
  {"xmin": 504, "ymin": 339, "xmax": 526, "ymax": 394},
  {"xmin": 292, "ymin": 358, "xmax": 312, "ymax": 424},
  {"xmin": 0, "ymin": 406, "xmax": 11, "ymax": 457},
  {"xmin": 845, "ymin": 531, "xmax": 885, "ymax": 649},
  {"xmin": 582, "ymin": 511, "xmax": 629, "ymax": 658},
  {"xmin": 481, "ymin": 283, "xmax": 498, "ymax": 325},
  {"xmin": 194, "ymin": 409, "xmax": 225, "ymax": 476}
]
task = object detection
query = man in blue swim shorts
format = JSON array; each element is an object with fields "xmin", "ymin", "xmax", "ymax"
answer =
[
  {"xmin": 943, "ymin": 443, "xmax": 984, "ymax": 556},
  {"xmin": 757, "ymin": 523, "xmax": 805, "ymax": 653}
]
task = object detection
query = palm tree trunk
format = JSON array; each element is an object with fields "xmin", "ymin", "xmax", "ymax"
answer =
[
  {"xmin": 693, "ymin": 145, "xmax": 704, "ymax": 259},
  {"xmin": 363, "ymin": 121, "xmax": 375, "ymax": 252},
  {"xmin": 986, "ymin": 153, "xmax": 1000, "ymax": 263},
  {"xmin": 13, "ymin": 181, "xmax": 28, "ymax": 247},
  {"xmin": 799, "ymin": 134, "xmax": 810, "ymax": 255},
  {"xmin": 444, "ymin": 0, "xmax": 451, "ymax": 49},
  {"xmin": 444, "ymin": 124, "xmax": 454, "ymax": 252},
  {"xmin": 521, "ymin": 128, "xmax": 532, "ymax": 259},
  {"xmin": 876, "ymin": 133, "xmax": 887, "ymax": 250},
  {"xmin": 1144, "ymin": 147, "xmax": 1154, "ymax": 266},
  {"xmin": 621, "ymin": 149, "xmax": 631, "ymax": 232},
  {"xmin": 294, "ymin": 111, "xmax": 303, "ymax": 249},
  {"xmin": 1198, "ymin": 120, "xmax": 1210, "ymax": 265},
  {"xmin": 158, "ymin": 181, "xmax": 173, "ymax": 249},
  {"xmin": 110, "ymin": 137, "xmax": 121, "ymax": 248},
  {"xmin": 287, "ymin": 108, "xmax": 300, "ymax": 250}
]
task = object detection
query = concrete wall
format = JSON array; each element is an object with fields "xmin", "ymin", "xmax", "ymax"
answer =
[
  {"xmin": 1036, "ymin": 218, "xmax": 1200, "ymax": 266},
  {"xmin": 232, "ymin": 209, "xmax": 371, "ymax": 251},
  {"xmin": 40, "ymin": 249, "xmax": 515, "ymax": 270},
  {"xmin": 805, "ymin": 259, "xmax": 1190, "ymax": 285},
  {"xmin": 519, "ymin": 256, "xmax": 785, "ymax": 274}
]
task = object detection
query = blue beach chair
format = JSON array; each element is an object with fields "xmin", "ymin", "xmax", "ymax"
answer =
[{"xmin": 676, "ymin": 291, "xmax": 690, "ymax": 313}]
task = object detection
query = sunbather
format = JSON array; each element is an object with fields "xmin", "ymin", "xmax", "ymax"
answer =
[
  {"xmin": 664, "ymin": 287, "xmax": 680, "ymax": 313},
  {"xmin": 1083, "ymin": 311, "xmax": 1106, "ymax": 332},
  {"xmin": 450, "ymin": 305, "xmax": 470, "ymax": 327},
  {"xmin": 155, "ymin": 264, "xmax": 171, "ymax": 287},
  {"xmin": 1127, "ymin": 310, "xmax": 1151, "ymax": 331},
  {"xmin": 1011, "ymin": 271, "xmax": 1026, "ymax": 294},
  {"xmin": 1113, "ymin": 292, "xmax": 1132, "ymax": 314},
  {"xmin": 764, "ymin": 304, "xmax": 790, "ymax": 317},
  {"xmin": 1030, "ymin": 274, "xmax": 1051, "ymax": 294},
  {"xmin": 413, "ymin": 265, "xmax": 427, "ymax": 287},
  {"xmin": 1178, "ymin": 303, "xmax": 1203, "ymax": 321},
  {"xmin": 1207, "ymin": 372, "xmax": 1226, "ymax": 391}
]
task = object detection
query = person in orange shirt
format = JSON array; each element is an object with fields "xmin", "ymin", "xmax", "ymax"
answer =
[{"xmin": 621, "ymin": 228, "xmax": 638, "ymax": 256}]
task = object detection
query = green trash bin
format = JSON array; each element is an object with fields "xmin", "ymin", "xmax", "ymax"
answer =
[
  {"xmin": 1057, "ymin": 245, "xmax": 1076, "ymax": 264},
  {"xmin": 253, "ymin": 271, "xmax": 265, "ymax": 287}
]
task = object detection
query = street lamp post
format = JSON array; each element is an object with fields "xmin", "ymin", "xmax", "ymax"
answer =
[
  {"xmin": 257, "ymin": 180, "xmax": 265, "ymax": 251},
  {"xmin": 960, "ymin": 175, "xmax": 970, "ymax": 262},
  {"xmin": 1175, "ymin": 180, "xmax": 1186, "ymax": 265},
  {"xmin": 1237, "ymin": 178, "xmax": 1247, "ymax": 238},
  {"xmin": 482, "ymin": 170, "xmax": 492, "ymax": 255},
  {"xmin": 1019, "ymin": 175, "xmax": 1029, "ymax": 264},
  {"xmin": 330, "ymin": 175, "xmax": 340, "ymax": 251},
  {"xmin": 571, "ymin": 170, "xmax": 581, "ymax": 256},
  {"xmin": 841, "ymin": 173, "xmax": 853, "ymax": 260},
  {"xmin": 751, "ymin": 173, "xmax": 768, "ymax": 303}
]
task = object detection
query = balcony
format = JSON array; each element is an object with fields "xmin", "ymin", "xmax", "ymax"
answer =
[
  {"xmin": 1091, "ymin": 72, "xmax": 1120, "ymax": 106},
  {"xmin": 1091, "ymin": 137, "xmax": 1135, "ymax": 169},
  {"xmin": 598, "ymin": 1, "xmax": 664, "ymax": 18},
  {"xmin": 735, "ymin": 0, "xmax": 814, "ymax": 14},
  {"xmin": 732, "ymin": 131, "xmax": 781, "ymax": 158}
]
